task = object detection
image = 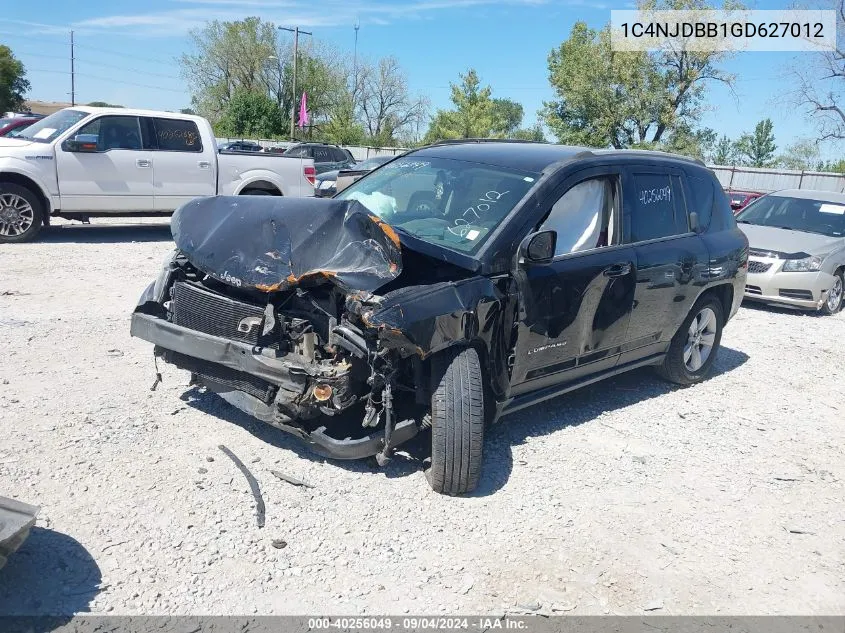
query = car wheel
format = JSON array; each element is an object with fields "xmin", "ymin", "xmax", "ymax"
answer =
[
  {"xmin": 657, "ymin": 295, "xmax": 724, "ymax": 386},
  {"xmin": 241, "ymin": 188, "xmax": 275, "ymax": 196},
  {"xmin": 0, "ymin": 184, "xmax": 43, "ymax": 243},
  {"xmin": 820, "ymin": 271, "xmax": 843, "ymax": 315},
  {"xmin": 426, "ymin": 347, "xmax": 485, "ymax": 495}
]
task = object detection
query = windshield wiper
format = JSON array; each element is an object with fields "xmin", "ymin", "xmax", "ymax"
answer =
[{"xmin": 776, "ymin": 226, "xmax": 820, "ymax": 234}]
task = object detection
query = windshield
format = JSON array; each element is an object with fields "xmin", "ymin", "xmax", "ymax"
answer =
[
  {"xmin": 335, "ymin": 155, "xmax": 538, "ymax": 254},
  {"xmin": 736, "ymin": 195, "xmax": 845, "ymax": 237},
  {"xmin": 13, "ymin": 109, "xmax": 89, "ymax": 143},
  {"xmin": 6, "ymin": 124, "xmax": 33, "ymax": 138}
]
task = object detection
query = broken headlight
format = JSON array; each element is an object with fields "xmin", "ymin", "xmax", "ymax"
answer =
[{"xmin": 153, "ymin": 249, "xmax": 180, "ymax": 302}]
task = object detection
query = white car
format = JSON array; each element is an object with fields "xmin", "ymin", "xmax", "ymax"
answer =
[
  {"xmin": 0, "ymin": 106, "xmax": 316, "ymax": 242},
  {"xmin": 738, "ymin": 189, "xmax": 845, "ymax": 315}
]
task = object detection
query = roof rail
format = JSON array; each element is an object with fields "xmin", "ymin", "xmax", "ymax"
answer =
[{"xmin": 429, "ymin": 138, "xmax": 545, "ymax": 146}]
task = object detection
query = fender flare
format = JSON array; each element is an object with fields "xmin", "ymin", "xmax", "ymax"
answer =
[
  {"xmin": 0, "ymin": 164, "xmax": 55, "ymax": 213},
  {"xmin": 233, "ymin": 169, "xmax": 287, "ymax": 196}
]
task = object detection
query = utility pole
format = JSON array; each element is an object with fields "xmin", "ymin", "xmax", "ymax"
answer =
[
  {"xmin": 70, "ymin": 30, "xmax": 76, "ymax": 106},
  {"xmin": 352, "ymin": 21, "xmax": 360, "ymax": 107},
  {"xmin": 278, "ymin": 25, "xmax": 312, "ymax": 141}
]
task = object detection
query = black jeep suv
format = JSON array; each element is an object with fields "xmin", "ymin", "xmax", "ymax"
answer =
[{"xmin": 131, "ymin": 141, "xmax": 748, "ymax": 495}]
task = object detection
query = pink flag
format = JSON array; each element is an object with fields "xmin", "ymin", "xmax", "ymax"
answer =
[{"xmin": 298, "ymin": 92, "xmax": 309, "ymax": 129}]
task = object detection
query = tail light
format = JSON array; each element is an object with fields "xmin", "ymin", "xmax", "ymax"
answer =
[{"xmin": 304, "ymin": 166, "xmax": 316, "ymax": 186}]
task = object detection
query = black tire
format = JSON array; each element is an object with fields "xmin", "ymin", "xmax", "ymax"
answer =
[
  {"xmin": 241, "ymin": 188, "xmax": 276, "ymax": 196},
  {"xmin": 820, "ymin": 270, "xmax": 843, "ymax": 315},
  {"xmin": 427, "ymin": 347, "xmax": 485, "ymax": 495},
  {"xmin": 656, "ymin": 295, "xmax": 724, "ymax": 386},
  {"xmin": 0, "ymin": 183, "xmax": 44, "ymax": 243}
]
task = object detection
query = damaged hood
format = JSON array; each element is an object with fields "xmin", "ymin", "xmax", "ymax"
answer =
[{"xmin": 171, "ymin": 196, "xmax": 402, "ymax": 293}]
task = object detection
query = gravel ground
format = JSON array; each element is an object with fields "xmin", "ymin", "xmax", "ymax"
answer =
[{"xmin": 0, "ymin": 218, "xmax": 843, "ymax": 616}]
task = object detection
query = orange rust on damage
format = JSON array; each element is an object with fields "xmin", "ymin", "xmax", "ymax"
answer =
[
  {"xmin": 256, "ymin": 270, "xmax": 338, "ymax": 293},
  {"xmin": 369, "ymin": 215, "xmax": 401, "ymax": 250}
]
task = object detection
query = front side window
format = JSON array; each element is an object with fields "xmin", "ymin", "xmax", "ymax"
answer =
[
  {"xmin": 153, "ymin": 118, "xmax": 202, "ymax": 152},
  {"xmin": 13, "ymin": 109, "xmax": 89, "ymax": 143},
  {"xmin": 736, "ymin": 195, "xmax": 845, "ymax": 237},
  {"xmin": 541, "ymin": 177, "xmax": 619, "ymax": 256},
  {"xmin": 335, "ymin": 155, "xmax": 538, "ymax": 254},
  {"xmin": 627, "ymin": 172, "xmax": 687, "ymax": 242},
  {"xmin": 72, "ymin": 116, "xmax": 143, "ymax": 151}
]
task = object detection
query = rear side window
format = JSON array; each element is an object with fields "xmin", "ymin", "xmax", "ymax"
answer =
[
  {"xmin": 314, "ymin": 147, "xmax": 331, "ymax": 162},
  {"xmin": 153, "ymin": 118, "xmax": 202, "ymax": 152},
  {"xmin": 686, "ymin": 174, "xmax": 714, "ymax": 230},
  {"xmin": 627, "ymin": 172, "xmax": 687, "ymax": 242}
]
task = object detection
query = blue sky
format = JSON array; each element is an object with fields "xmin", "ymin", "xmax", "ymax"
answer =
[{"xmin": 0, "ymin": 0, "xmax": 840, "ymax": 159}]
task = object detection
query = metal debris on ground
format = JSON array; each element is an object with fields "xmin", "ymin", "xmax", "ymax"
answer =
[
  {"xmin": 218, "ymin": 444, "xmax": 266, "ymax": 528},
  {"xmin": 270, "ymin": 469, "xmax": 314, "ymax": 489}
]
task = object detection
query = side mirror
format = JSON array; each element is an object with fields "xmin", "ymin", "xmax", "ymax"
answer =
[
  {"xmin": 62, "ymin": 134, "xmax": 99, "ymax": 153},
  {"xmin": 689, "ymin": 211, "xmax": 700, "ymax": 233},
  {"xmin": 520, "ymin": 230, "xmax": 556, "ymax": 263}
]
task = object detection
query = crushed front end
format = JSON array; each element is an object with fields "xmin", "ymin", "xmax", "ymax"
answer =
[{"xmin": 130, "ymin": 196, "xmax": 421, "ymax": 462}]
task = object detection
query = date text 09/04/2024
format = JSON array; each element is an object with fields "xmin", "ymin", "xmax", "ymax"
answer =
[{"xmin": 307, "ymin": 617, "xmax": 528, "ymax": 630}]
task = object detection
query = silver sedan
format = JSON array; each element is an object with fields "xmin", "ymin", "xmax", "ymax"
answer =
[{"xmin": 737, "ymin": 189, "xmax": 845, "ymax": 315}]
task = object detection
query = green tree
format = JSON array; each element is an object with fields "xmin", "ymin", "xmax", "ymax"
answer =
[
  {"xmin": 179, "ymin": 107, "xmax": 197, "ymax": 115},
  {"xmin": 424, "ymin": 69, "xmax": 501, "ymax": 142},
  {"xmin": 734, "ymin": 119, "xmax": 777, "ymax": 167},
  {"xmin": 777, "ymin": 138, "xmax": 820, "ymax": 171},
  {"xmin": 510, "ymin": 124, "xmax": 547, "ymax": 142},
  {"xmin": 0, "ymin": 45, "xmax": 30, "ymax": 113},
  {"xmin": 491, "ymin": 98, "xmax": 524, "ymax": 135},
  {"xmin": 817, "ymin": 158, "xmax": 845, "ymax": 173},
  {"xmin": 323, "ymin": 95, "xmax": 366, "ymax": 145},
  {"xmin": 711, "ymin": 134, "xmax": 736, "ymax": 165},
  {"xmin": 543, "ymin": 0, "xmax": 734, "ymax": 149},
  {"xmin": 87, "ymin": 101, "xmax": 123, "ymax": 108},
  {"xmin": 180, "ymin": 17, "xmax": 279, "ymax": 124},
  {"xmin": 216, "ymin": 88, "xmax": 284, "ymax": 138}
]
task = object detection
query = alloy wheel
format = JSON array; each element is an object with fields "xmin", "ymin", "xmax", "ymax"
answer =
[
  {"xmin": 827, "ymin": 276, "xmax": 843, "ymax": 313},
  {"xmin": 683, "ymin": 307, "xmax": 717, "ymax": 372},
  {"xmin": 0, "ymin": 193, "xmax": 35, "ymax": 237}
]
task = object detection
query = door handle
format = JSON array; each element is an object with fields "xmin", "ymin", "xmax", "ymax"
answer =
[
  {"xmin": 603, "ymin": 262, "xmax": 632, "ymax": 278},
  {"xmin": 136, "ymin": 158, "xmax": 151, "ymax": 168},
  {"xmin": 198, "ymin": 161, "xmax": 211, "ymax": 169}
]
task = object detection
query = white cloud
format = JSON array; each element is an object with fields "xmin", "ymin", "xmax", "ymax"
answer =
[{"xmin": 66, "ymin": 0, "xmax": 567, "ymax": 37}]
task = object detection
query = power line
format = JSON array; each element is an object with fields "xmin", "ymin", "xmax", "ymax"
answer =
[
  {"xmin": 27, "ymin": 67, "xmax": 186, "ymax": 94},
  {"xmin": 73, "ymin": 42, "xmax": 176, "ymax": 66}
]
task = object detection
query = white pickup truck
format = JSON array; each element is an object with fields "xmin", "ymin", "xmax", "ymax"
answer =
[{"xmin": 0, "ymin": 106, "xmax": 316, "ymax": 243}]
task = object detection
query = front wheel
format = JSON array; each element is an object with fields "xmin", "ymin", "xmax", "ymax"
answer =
[
  {"xmin": 0, "ymin": 184, "xmax": 43, "ymax": 243},
  {"xmin": 820, "ymin": 271, "xmax": 843, "ymax": 315},
  {"xmin": 426, "ymin": 347, "xmax": 485, "ymax": 495},
  {"xmin": 657, "ymin": 296, "xmax": 724, "ymax": 386}
]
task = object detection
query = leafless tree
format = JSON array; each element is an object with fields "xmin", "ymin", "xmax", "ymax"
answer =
[
  {"xmin": 792, "ymin": 0, "xmax": 845, "ymax": 141},
  {"xmin": 358, "ymin": 57, "xmax": 429, "ymax": 145}
]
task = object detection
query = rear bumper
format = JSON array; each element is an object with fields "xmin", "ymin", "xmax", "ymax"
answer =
[{"xmin": 130, "ymin": 311, "xmax": 418, "ymax": 459}]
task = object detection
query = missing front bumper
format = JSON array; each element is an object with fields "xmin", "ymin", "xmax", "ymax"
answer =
[{"xmin": 129, "ymin": 312, "xmax": 419, "ymax": 459}]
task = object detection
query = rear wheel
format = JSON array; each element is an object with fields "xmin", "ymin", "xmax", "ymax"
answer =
[
  {"xmin": 0, "ymin": 184, "xmax": 43, "ymax": 243},
  {"xmin": 820, "ymin": 271, "xmax": 843, "ymax": 315},
  {"xmin": 426, "ymin": 347, "xmax": 485, "ymax": 495},
  {"xmin": 241, "ymin": 188, "xmax": 277, "ymax": 196},
  {"xmin": 657, "ymin": 296, "xmax": 724, "ymax": 386}
]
